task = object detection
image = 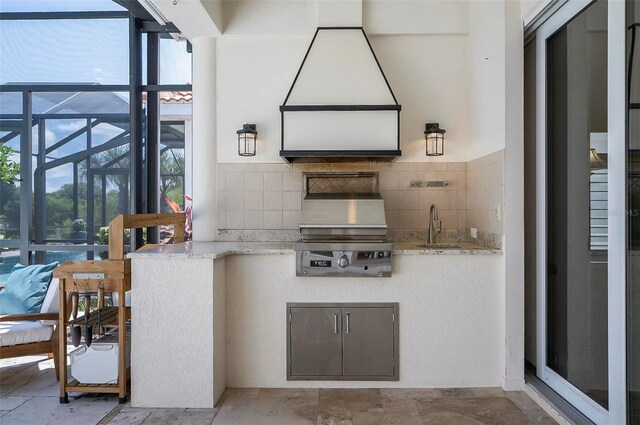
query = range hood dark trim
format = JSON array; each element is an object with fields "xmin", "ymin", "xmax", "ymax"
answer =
[
  {"xmin": 280, "ymin": 27, "xmax": 402, "ymax": 162},
  {"xmin": 280, "ymin": 150, "xmax": 402, "ymax": 163},
  {"xmin": 280, "ymin": 104, "xmax": 401, "ymax": 112}
]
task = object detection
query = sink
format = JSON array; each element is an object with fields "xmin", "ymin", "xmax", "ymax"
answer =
[{"xmin": 416, "ymin": 244, "xmax": 463, "ymax": 249}]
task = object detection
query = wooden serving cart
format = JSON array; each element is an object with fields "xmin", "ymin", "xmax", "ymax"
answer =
[{"xmin": 54, "ymin": 213, "xmax": 185, "ymax": 403}]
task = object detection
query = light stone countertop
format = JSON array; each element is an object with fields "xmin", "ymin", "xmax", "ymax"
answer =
[
  {"xmin": 128, "ymin": 241, "xmax": 294, "ymax": 259},
  {"xmin": 127, "ymin": 240, "xmax": 501, "ymax": 259},
  {"xmin": 393, "ymin": 241, "xmax": 502, "ymax": 255}
]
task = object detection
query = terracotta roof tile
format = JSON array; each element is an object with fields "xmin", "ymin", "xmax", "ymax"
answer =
[
  {"xmin": 142, "ymin": 91, "xmax": 192, "ymax": 104},
  {"xmin": 160, "ymin": 91, "xmax": 192, "ymax": 103}
]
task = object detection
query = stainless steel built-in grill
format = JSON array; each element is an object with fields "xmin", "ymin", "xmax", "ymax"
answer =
[{"xmin": 295, "ymin": 193, "xmax": 392, "ymax": 277}]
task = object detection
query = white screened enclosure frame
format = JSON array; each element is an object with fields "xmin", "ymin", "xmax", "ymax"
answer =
[
  {"xmin": 534, "ymin": 0, "xmax": 627, "ymax": 423},
  {"xmin": 279, "ymin": 27, "xmax": 401, "ymax": 162}
]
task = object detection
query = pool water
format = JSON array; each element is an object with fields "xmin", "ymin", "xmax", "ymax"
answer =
[{"xmin": 0, "ymin": 251, "xmax": 88, "ymax": 283}]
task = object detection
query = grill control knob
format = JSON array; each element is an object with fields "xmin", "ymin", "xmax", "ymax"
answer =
[{"xmin": 338, "ymin": 254, "xmax": 349, "ymax": 268}]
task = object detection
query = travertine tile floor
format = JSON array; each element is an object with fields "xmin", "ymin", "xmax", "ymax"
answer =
[{"xmin": 1, "ymin": 356, "xmax": 557, "ymax": 425}]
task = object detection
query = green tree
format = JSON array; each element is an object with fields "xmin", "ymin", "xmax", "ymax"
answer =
[
  {"xmin": 0, "ymin": 181, "xmax": 20, "ymax": 239},
  {"xmin": 80, "ymin": 147, "xmax": 130, "ymax": 222},
  {"xmin": 0, "ymin": 145, "xmax": 20, "ymax": 184},
  {"xmin": 160, "ymin": 148, "xmax": 185, "ymax": 212},
  {"xmin": 37, "ymin": 143, "xmax": 186, "ymax": 239},
  {"xmin": 100, "ymin": 148, "xmax": 128, "ymax": 218},
  {"xmin": 45, "ymin": 183, "xmax": 87, "ymax": 229}
]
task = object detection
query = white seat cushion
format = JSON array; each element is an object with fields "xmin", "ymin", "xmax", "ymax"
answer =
[
  {"xmin": 0, "ymin": 321, "xmax": 54, "ymax": 347},
  {"xmin": 40, "ymin": 278, "xmax": 59, "ymax": 314},
  {"xmin": 39, "ymin": 278, "xmax": 59, "ymax": 326}
]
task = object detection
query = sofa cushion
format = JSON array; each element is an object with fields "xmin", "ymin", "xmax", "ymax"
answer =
[
  {"xmin": 0, "ymin": 262, "xmax": 59, "ymax": 315},
  {"xmin": 0, "ymin": 321, "xmax": 54, "ymax": 347}
]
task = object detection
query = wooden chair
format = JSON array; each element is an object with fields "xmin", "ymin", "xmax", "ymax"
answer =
[{"xmin": 0, "ymin": 278, "xmax": 62, "ymax": 380}]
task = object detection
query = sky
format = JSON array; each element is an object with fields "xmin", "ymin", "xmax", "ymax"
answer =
[
  {"xmin": 0, "ymin": 11, "xmax": 192, "ymax": 85},
  {"xmin": 0, "ymin": 0, "xmax": 192, "ymax": 192},
  {"xmin": 0, "ymin": 0, "xmax": 125, "ymax": 13}
]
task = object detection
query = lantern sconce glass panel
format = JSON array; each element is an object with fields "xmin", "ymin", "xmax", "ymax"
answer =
[
  {"xmin": 424, "ymin": 123, "xmax": 445, "ymax": 156},
  {"xmin": 237, "ymin": 124, "xmax": 258, "ymax": 156}
]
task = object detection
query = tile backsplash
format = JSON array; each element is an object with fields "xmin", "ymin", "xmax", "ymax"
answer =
[
  {"xmin": 467, "ymin": 150, "xmax": 504, "ymax": 235},
  {"xmin": 217, "ymin": 153, "xmax": 504, "ymax": 236}
]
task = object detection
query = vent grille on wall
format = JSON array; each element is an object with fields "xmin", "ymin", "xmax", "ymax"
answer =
[{"xmin": 280, "ymin": 27, "xmax": 402, "ymax": 163}]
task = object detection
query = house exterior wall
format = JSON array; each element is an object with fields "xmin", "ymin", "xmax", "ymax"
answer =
[
  {"xmin": 216, "ymin": 33, "xmax": 471, "ymax": 163},
  {"xmin": 184, "ymin": 0, "xmax": 518, "ymax": 237},
  {"xmin": 467, "ymin": 151, "xmax": 505, "ymax": 236},
  {"xmin": 131, "ymin": 258, "xmax": 217, "ymax": 408},
  {"xmin": 467, "ymin": 0, "xmax": 507, "ymax": 161},
  {"xmin": 157, "ymin": 0, "xmax": 526, "ymax": 394},
  {"xmin": 225, "ymin": 253, "xmax": 504, "ymax": 388}
]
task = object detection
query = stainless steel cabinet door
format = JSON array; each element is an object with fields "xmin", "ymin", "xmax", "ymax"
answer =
[
  {"xmin": 342, "ymin": 307, "xmax": 395, "ymax": 377},
  {"xmin": 290, "ymin": 307, "xmax": 343, "ymax": 377}
]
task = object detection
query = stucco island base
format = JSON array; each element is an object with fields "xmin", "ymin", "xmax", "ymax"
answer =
[{"xmin": 130, "ymin": 251, "xmax": 503, "ymax": 409}]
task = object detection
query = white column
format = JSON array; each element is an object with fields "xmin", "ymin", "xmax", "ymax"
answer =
[
  {"xmin": 191, "ymin": 36, "xmax": 217, "ymax": 241},
  {"xmin": 502, "ymin": 0, "xmax": 525, "ymax": 391}
]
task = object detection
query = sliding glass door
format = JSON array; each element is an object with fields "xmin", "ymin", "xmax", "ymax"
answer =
[
  {"xmin": 628, "ymin": 2, "xmax": 640, "ymax": 423},
  {"xmin": 535, "ymin": 0, "xmax": 627, "ymax": 423}
]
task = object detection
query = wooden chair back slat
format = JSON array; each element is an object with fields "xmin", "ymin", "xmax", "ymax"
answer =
[{"xmin": 108, "ymin": 213, "xmax": 186, "ymax": 260}]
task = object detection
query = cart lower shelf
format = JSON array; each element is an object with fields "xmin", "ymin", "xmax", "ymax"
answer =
[
  {"xmin": 65, "ymin": 380, "xmax": 122, "ymax": 393},
  {"xmin": 60, "ymin": 367, "xmax": 130, "ymax": 403}
]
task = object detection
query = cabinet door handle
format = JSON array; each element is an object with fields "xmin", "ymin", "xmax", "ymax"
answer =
[
  {"xmin": 345, "ymin": 312, "xmax": 350, "ymax": 333},
  {"xmin": 334, "ymin": 313, "xmax": 339, "ymax": 333}
]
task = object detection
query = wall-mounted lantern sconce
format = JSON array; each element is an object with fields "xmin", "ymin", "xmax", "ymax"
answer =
[
  {"xmin": 424, "ymin": 123, "xmax": 446, "ymax": 156},
  {"xmin": 237, "ymin": 124, "xmax": 257, "ymax": 157}
]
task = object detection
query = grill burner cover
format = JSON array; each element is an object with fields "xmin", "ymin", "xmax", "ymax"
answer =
[{"xmin": 295, "ymin": 193, "xmax": 392, "ymax": 277}]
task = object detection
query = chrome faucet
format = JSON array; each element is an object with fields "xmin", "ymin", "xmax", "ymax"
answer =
[{"xmin": 427, "ymin": 204, "xmax": 442, "ymax": 244}]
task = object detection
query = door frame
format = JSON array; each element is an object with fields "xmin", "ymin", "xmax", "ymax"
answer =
[
  {"xmin": 606, "ymin": 0, "xmax": 627, "ymax": 423},
  {"xmin": 535, "ymin": 0, "xmax": 627, "ymax": 423}
]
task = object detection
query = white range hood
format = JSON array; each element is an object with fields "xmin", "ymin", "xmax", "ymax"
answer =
[{"xmin": 280, "ymin": 27, "xmax": 401, "ymax": 162}]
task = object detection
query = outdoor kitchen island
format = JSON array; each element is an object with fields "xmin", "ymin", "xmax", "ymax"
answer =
[{"xmin": 127, "ymin": 241, "xmax": 502, "ymax": 409}]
